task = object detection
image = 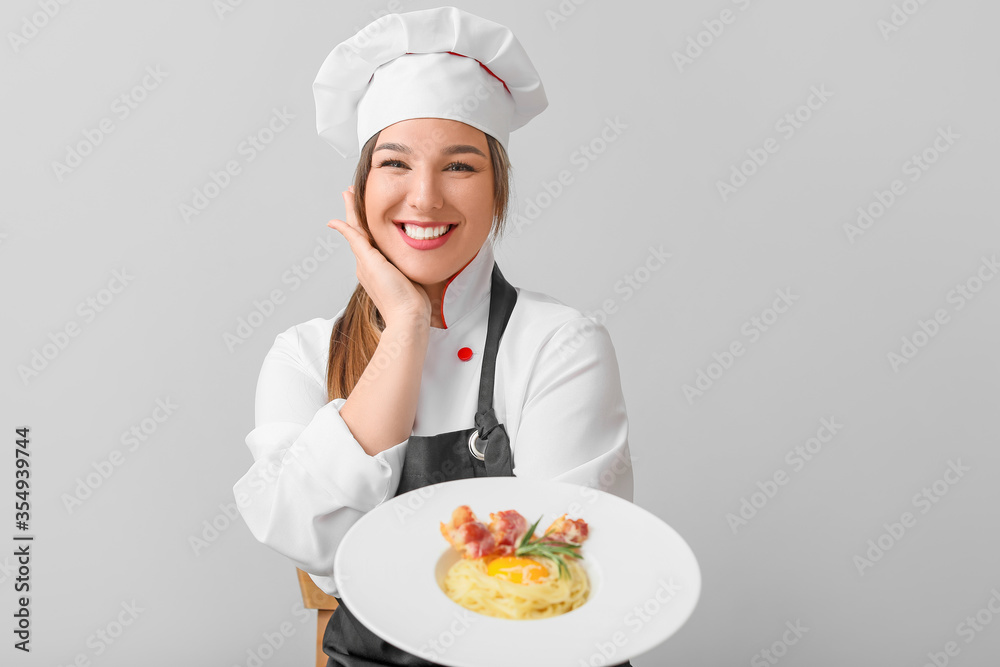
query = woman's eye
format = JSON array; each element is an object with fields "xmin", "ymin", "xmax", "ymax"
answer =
[{"xmin": 375, "ymin": 158, "xmax": 479, "ymax": 172}]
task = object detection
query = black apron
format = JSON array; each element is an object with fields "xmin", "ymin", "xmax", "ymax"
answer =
[{"xmin": 322, "ymin": 263, "xmax": 632, "ymax": 667}]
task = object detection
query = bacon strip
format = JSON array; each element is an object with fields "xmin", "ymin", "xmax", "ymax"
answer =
[
  {"xmin": 487, "ymin": 510, "xmax": 529, "ymax": 556},
  {"xmin": 440, "ymin": 507, "xmax": 589, "ymax": 558},
  {"xmin": 439, "ymin": 505, "xmax": 496, "ymax": 559},
  {"xmin": 541, "ymin": 513, "xmax": 589, "ymax": 546}
]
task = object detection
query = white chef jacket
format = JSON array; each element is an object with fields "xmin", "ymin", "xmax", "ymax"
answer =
[{"xmin": 233, "ymin": 240, "xmax": 634, "ymax": 596}]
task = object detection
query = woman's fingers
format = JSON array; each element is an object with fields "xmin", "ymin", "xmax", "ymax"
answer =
[
  {"xmin": 329, "ymin": 188, "xmax": 367, "ymax": 246},
  {"xmin": 327, "ymin": 218, "xmax": 377, "ymax": 263},
  {"xmin": 344, "ymin": 186, "xmax": 360, "ymax": 229},
  {"xmin": 328, "ymin": 188, "xmax": 387, "ymax": 273},
  {"xmin": 326, "ymin": 185, "xmax": 429, "ymax": 327},
  {"xmin": 341, "ymin": 188, "xmax": 361, "ymax": 232}
]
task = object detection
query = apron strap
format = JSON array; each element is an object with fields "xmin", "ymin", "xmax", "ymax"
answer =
[{"xmin": 473, "ymin": 262, "xmax": 517, "ymax": 476}]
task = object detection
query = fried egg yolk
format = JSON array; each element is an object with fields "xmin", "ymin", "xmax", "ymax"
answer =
[{"xmin": 486, "ymin": 556, "xmax": 550, "ymax": 584}]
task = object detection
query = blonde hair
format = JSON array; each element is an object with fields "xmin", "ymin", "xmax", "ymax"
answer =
[{"xmin": 325, "ymin": 131, "xmax": 512, "ymax": 401}]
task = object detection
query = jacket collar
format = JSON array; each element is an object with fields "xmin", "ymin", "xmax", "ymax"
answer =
[{"xmin": 435, "ymin": 240, "xmax": 495, "ymax": 330}]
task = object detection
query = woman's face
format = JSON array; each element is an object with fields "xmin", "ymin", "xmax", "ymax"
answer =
[{"xmin": 364, "ymin": 117, "xmax": 495, "ymax": 295}]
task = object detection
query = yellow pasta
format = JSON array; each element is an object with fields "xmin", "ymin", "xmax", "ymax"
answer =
[{"xmin": 442, "ymin": 556, "xmax": 590, "ymax": 619}]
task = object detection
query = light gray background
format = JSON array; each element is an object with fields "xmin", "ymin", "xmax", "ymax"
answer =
[{"xmin": 3, "ymin": 0, "xmax": 999, "ymax": 665}]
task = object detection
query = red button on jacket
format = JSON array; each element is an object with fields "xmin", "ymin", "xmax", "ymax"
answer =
[{"xmin": 457, "ymin": 347, "xmax": 473, "ymax": 361}]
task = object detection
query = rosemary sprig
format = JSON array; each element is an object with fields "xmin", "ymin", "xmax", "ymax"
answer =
[{"xmin": 513, "ymin": 515, "xmax": 583, "ymax": 579}]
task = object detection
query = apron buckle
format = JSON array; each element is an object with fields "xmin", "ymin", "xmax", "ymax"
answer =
[{"xmin": 468, "ymin": 430, "xmax": 485, "ymax": 460}]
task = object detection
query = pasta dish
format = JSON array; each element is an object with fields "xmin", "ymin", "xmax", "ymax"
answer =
[{"xmin": 438, "ymin": 505, "xmax": 590, "ymax": 619}]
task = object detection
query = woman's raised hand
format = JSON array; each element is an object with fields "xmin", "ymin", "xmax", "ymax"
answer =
[{"xmin": 327, "ymin": 186, "xmax": 432, "ymax": 329}]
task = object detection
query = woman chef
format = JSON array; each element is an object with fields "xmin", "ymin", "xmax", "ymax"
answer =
[{"xmin": 234, "ymin": 6, "xmax": 635, "ymax": 666}]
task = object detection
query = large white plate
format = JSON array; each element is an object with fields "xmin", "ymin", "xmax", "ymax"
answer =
[{"xmin": 334, "ymin": 477, "xmax": 701, "ymax": 667}]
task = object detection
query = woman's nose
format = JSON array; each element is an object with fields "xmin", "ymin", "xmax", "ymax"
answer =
[{"xmin": 406, "ymin": 167, "xmax": 444, "ymax": 211}]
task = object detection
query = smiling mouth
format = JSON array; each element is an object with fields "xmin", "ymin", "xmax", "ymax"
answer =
[{"xmin": 396, "ymin": 223, "xmax": 456, "ymax": 240}]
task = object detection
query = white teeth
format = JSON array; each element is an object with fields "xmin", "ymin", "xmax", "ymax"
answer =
[{"xmin": 403, "ymin": 224, "xmax": 451, "ymax": 240}]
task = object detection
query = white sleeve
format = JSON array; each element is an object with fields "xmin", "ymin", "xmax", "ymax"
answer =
[
  {"xmin": 510, "ymin": 317, "xmax": 634, "ymax": 502},
  {"xmin": 232, "ymin": 326, "xmax": 409, "ymax": 595}
]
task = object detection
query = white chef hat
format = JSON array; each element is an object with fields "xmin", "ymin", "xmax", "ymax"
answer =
[{"xmin": 313, "ymin": 6, "xmax": 548, "ymax": 159}]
